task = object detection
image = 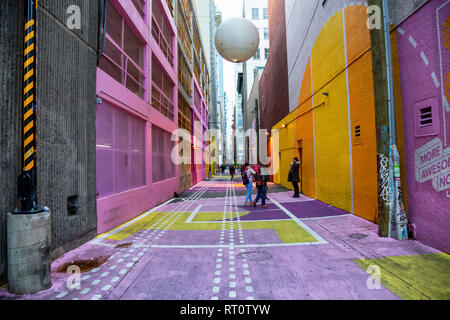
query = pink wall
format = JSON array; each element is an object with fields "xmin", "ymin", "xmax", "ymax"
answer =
[
  {"xmin": 396, "ymin": 0, "xmax": 450, "ymax": 253},
  {"xmin": 96, "ymin": 0, "xmax": 180, "ymax": 234}
]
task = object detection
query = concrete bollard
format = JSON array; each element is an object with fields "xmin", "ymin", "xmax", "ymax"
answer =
[{"xmin": 7, "ymin": 209, "xmax": 52, "ymax": 295}]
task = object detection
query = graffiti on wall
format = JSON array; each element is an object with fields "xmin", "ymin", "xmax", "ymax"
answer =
[
  {"xmin": 378, "ymin": 153, "xmax": 391, "ymax": 203},
  {"xmin": 415, "ymin": 137, "xmax": 450, "ymax": 196}
]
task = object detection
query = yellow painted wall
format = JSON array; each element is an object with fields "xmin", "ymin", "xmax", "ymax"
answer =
[
  {"xmin": 272, "ymin": 4, "xmax": 379, "ymax": 222},
  {"xmin": 278, "ymin": 121, "xmax": 297, "ymax": 190},
  {"xmin": 295, "ymin": 59, "xmax": 316, "ymax": 198},
  {"xmin": 311, "ymin": 10, "xmax": 352, "ymax": 212},
  {"xmin": 345, "ymin": 5, "xmax": 378, "ymax": 222}
]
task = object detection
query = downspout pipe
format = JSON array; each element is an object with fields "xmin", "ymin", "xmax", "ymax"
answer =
[
  {"xmin": 382, "ymin": 0, "xmax": 408, "ymax": 240},
  {"xmin": 382, "ymin": 0, "xmax": 396, "ymax": 146}
]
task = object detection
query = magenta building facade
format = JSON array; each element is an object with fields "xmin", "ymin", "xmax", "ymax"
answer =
[
  {"xmin": 95, "ymin": 0, "xmax": 209, "ymax": 234},
  {"xmin": 395, "ymin": 0, "xmax": 449, "ymax": 253}
]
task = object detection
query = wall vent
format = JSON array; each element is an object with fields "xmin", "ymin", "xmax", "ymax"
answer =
[
  {"xmin": 414, "ymin": 97, "xmax": 439, "ymax": 137},
  {"xmin": 355, "ymin": 125, "xmax": 361, "ymax": 138},
  {"xmin": 419, "ymin": 106, "xmax": 433, "ymax": 127}
]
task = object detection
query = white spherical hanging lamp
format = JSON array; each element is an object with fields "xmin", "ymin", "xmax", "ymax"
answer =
[{"xmin": 215, "ymin": 17, "xmax": 260, "ymax": 63}]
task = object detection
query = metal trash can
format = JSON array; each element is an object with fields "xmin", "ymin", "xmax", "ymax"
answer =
[{"xmin": 7, "ymin": 208, "xmax": 52, "ymax": 295}]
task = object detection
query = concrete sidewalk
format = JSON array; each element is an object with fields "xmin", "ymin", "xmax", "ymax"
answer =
[{"xmin": 1, "ymin": 177, "xmax": 449, "ymax": 300}]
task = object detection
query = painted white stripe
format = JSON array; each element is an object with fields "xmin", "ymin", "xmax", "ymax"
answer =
[
  {"xmin": 431, "ymin": 72, "xmax": 440, "ymax": 88},
  {"xmin": 268, "ymin": 196, "xmax": 328, "ymax": 244},
  {"xmin": 300, "ymin": 214, "xmax": 352, "ymax": 221},
  {"xmin": 343, "ymin": 8, "xmax": 354, "ymax": 214},
  {"xmin": 310, "ymin": 56, "xmax": 317, "ymax": 198},
  {"xmin": 184, "ymin": 204, "xmax": 202, "ymax": 223},
  {"xmin": 397, "ymin": 28, "xmax": 405, "ymax": 36},
  {"xmin": 420, "ymin": 51, "xmax": 429, "ymax": 66},
  {"xmin": 409, "ymin": 36, "xmax": 418, "ymax": 48},
  {"xmin": 151, "ymin": 242, "xmax": 326, "ymax": 249},
  {"xmin": 92, "ymin": 180, "xmax": 214, "ymax": 247}
]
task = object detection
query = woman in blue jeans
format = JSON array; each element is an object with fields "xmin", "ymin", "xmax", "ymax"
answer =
[{"xmin": 242, "ymin": 163, "xmax": 256, "ymax": 206}]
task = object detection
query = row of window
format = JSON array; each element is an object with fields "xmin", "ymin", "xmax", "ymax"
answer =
[
  {"xmin": 96, "ymin": 100, "xmax": 177, "ymax": 197},
  {"xmin": 252, "ymin": 7, "xmax": 268, "ymax": 20},
  {"xmin": 253, "ymin": 48, "xmax": 270, "ymax": 60}
]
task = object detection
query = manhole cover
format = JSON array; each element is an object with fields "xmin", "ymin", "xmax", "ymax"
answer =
[
  {"xmin": 237, "ymin": 251, "xmax": 272, "ymax": 262},
  {"xmin": 56, "ymin": 256, "xmax": 110, "ymax": 273},
  {"xmin": 348, "ymin": 233, "xmax": 368, "ymax": 239}
]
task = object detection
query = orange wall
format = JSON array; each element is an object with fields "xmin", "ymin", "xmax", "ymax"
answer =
[{"xmin": 345, "ymin": 5, "xmax": 378, "ymax": 222}]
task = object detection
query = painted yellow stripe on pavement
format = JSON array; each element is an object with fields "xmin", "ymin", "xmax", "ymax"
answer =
[
  {"xmin": 353, "ymin": 253, "xmax": 450, "ymax": 300},
  {"xmin": 106, "ymin": 211, "xmax": 318, "ymax": 244}
]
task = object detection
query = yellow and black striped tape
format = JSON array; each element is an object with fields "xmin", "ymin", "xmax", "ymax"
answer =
[{"xmin": 23, "ymin": 15, "xmax": 36, "ymax": 172}]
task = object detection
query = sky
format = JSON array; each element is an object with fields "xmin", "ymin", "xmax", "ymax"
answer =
[{"xmin": 214, "ymin": 0, "xmax": 244, "ymax": 120}]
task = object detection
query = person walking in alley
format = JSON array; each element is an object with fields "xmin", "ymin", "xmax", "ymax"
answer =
[
  {"xmin": 242, "ymin": 163, "xmax": 256, "ymax": 206},
  {"xmin": 253, "ymin": 163, "xmax": 269, "ymax": 208},
  {"xmin": 288, "ymin": 157, "xmax": 300, "ymax": 198},
  {"xmin": 229, "ymin": 164, "xmax": 235, "ymax": 181}
]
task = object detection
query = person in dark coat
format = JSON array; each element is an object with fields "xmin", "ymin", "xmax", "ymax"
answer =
[
  {"xmin": 288, "ymin": 157, "xmax": 300, "ymax": 198},
  {"xmin": 229, "ymin": 165, "xmax": 235, "ymax": 181}
]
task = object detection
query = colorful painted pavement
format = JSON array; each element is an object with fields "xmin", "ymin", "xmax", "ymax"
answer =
[{"xmin": 0, "ymin": 178, "xmax": 449, "ymax": 300}]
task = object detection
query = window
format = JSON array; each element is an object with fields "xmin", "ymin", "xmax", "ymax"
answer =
[
  {"xmin": 265, "ymin": 48, "xmax": 269, "ymax": 59},
  {"xmin": 152, "ymin": 0, "xmax": 174, "ymax": 65},
  {"xmin": 152, "ymin": 57, "xmax": 175, "ymax": 120},
  {"xmin": 414, "ymin": 97, "xmax": 440, "ymax": 137},
  {"xmin": 264, "ymin": 27, "xmax": 269, "ymax": 39},
  {"xmin": 253, "ymin": 49, "xmax": 260, "ymax": 60},
  {"xmin": 131, "ymin": 0, "xmax": 146, "ymax": 17},
  {"xmin": 263, "ymin": 8, "xmax": 268, "ymax": 19},
  {"xmin": 99, "ymin": 2, "xmax": 145, "ymax": 98},
  {"xmin": 252, "ymin": 8, "xmax": 259, "ymax": 20},
  {"xmin": 152, "ymin": 125, "xmax": 176, "ymax": 183},
  {"xmin": 96, "ymin": 100, "xmax": 146, "ymax": 198},
  {"xmin": 253, "ymin": 68, "xmax": 259, "ymax": 80}
]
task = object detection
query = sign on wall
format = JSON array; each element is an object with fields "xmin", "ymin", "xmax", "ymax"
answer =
[{"xmin": 415, "ymin": 137, "xmax": 450, "ymax": 195}]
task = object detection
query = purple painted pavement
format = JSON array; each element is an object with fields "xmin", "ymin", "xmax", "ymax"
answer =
[{"xmin": 0, "ymin": 178, "xmax": 446, "ymax": 301}]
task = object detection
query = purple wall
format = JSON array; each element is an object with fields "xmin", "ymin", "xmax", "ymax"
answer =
[{"xmin": 396, "ymin": 0, "xmax": 450, "ymax": 253}]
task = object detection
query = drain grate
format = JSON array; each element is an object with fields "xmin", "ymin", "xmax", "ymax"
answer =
[
  {"xmin": 237, "ymin": 251, "xmax": 272, "ymax": 262},
  {"xmin": 348, "ymin": 233, "xmax": 368, "ymax": 240}
]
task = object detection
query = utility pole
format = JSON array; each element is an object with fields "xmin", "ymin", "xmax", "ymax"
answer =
[{"xmin": 368, "ymin": 0, "xmax": 408, "ymax": 239}]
